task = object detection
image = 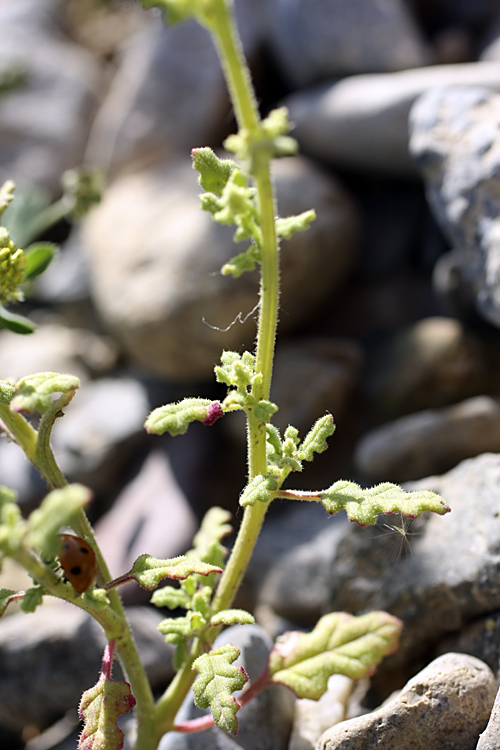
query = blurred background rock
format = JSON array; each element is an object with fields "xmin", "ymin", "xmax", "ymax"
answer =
[{"xmin": 3, "ymin": 0, "xmax": 500, "ymax": 746}]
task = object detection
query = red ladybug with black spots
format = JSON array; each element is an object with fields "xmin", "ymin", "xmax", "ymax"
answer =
[{"xmin": 59, "ymin": 534, "xmax": 97, "ymax": 594}]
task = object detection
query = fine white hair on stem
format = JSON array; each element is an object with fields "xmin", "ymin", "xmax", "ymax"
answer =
[{"xmin": 202, "ymin": 302, "xmax": 260, "ymax": 332}]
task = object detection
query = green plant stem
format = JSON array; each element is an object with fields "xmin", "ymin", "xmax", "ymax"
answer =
[
  {"xmin": 155, "ymin": 1, "xmax": 281, "ymax": 736},
  {"xmin": 0, "ymin": 403, "xmax": 37, "ymax": 463}
]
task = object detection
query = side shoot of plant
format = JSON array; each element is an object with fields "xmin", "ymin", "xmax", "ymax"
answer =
[{"xmin": 0, "ymin": 2, "xmax": 450, "ymax": 749}]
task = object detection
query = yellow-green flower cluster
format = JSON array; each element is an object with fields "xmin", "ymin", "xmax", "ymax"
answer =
[{"xmin": 0, "ymin": 228, "xmax": 25, "ymax": 305}]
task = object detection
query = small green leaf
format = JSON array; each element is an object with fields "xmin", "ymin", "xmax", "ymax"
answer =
[
  {"xmin": 210, "ymin": 609, "xmax": 255, "ymax": 627},
  {"xmin": 320, "ymin": 480, "xmax": 450, "ymax": 526},
  {"xmin": 158, "ymin": 613, "xmax": 198, "ymax": 640},
  {"xmin": 145, "ymin": 398, "xmax": 219, "ymax": 436},
  {"xmin": 79, "ymin": 641, "xmax": 136, "ymax": 750},
  {"xmin": 109, "ymin": 554, "xmax": 222, "ymax": 591},
  {"xmin": 268, "ymin": 611, "xmax": 402, "ymax": 700},
  {"xmin": 192, "ymin": 644, "xmax": 248, "ymax": 735},
  {"xmin": 10, "ymin": 371, "xmax": 80, "ymax": 414},
  {"xmin": 239, "ymin": 474, "xmax": 278, "ymax": 507},
  {"xmin": 252, "ymin": 399, "xmax": 278, "ymax": 423},
  {"xmin": 0, "ymin": 588, "xmax": 22, "ymax": 617},
  {"xmin": 20, "ymin": 586, "xmax": 44, "ymax": 613},
  {"xmin": 276, "ymin": 210, "xmax": 316, "ymax": 240},
  {"xmin": 0, "ymin": 380, "xmax": 15, "ymax": 405},
  {"xmin": 0, "ymin": 303, "xmax": 35, "ymax": 334},
  {"xmin": 27, "ymin": 484, "xmax": 92, "ymax": 557},
  {"xmin": 23, "ymin": 242, "xmax": 57, "ymax": 280},
  {"xmin": 221, "ymin": 250, "xmax": 256, "ymax": 278},
  {"xmin": 298, "ymin": 414, "xmax": 335, "ymax": 462},
  {"xmin": 151, "ymin": 587, "xmax": 191, "ymax": 610},
  {"xmin": 192, "ymin": 147, "xmax": 238, "ymax": 196}
]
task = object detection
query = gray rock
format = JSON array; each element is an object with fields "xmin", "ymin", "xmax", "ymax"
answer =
[
  {"xmin": 50, "ymin": 376, "xmax": 150, "ymax": 498},
  {"xmin": 0, "ymin": 604, "xmax": 173, "ymax": 735},
  {"xmin": 83, "ymin": 155, "xmax": 358, "ymax": 380},
  {"xmin": 158, "ymin": 624, "xmax": 295, "ymax": 750},
  {"xmin": 354, "ymin": 395, "xmax": 500, "ymax": 483},
  {"xmin": 268, "ymin": 0, "xmax": 430, "ymax": 89},
  {"xmin": 285, "ymin": 62, "xmax": 500, "ymax": 177},
  {"xmin": 85, "ymin": 0, "xmax": 268, "ymax": 178},
  {"xmin": 95, "ymin": 449, "xmax": 197, "ymax": 604},
  {"xmin": 477, "ymin": 685, "xmax": 500, "ymax": 750},
  {"xmin": 0, "ymin": 6, "xmax": 101, "ymax": 194},
  {"xmin": 34, "ymin": 229, "xmax": 91, "ymax": 303},
  {"xmin": 0, "ymin": 322, "xmax": 116, "ymax": 385},
  {"xmin": 270, "ymin": 338, "xmax": 362, "ymax": 435},
  {"xmin": 410, "ymin": 86, "xmax": 500, "ymax": 328},
  {"xmin": 364, "ymin": 317, "xmax": 489, "ymax": 419},
  {"xmin": 254, "ymin": 452, "xmax": 500, "ymax": 671},
  {"xmin": 437, "ymin": 611, "xmax": 500, "ymax": 681},
  {"xmin": 250, "ymin": 504, "xmax": 349, "ymax": 627},
  {"xmin": 318, "ymin": 653, "xmax": 496, "ymax": 750}
]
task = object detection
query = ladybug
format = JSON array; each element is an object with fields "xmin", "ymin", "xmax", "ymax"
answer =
[{"xmin": 59, "ymin": 534, "xmax": 97, "ymax": 594}]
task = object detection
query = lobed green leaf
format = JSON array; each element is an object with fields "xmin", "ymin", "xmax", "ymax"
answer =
[
  {"xmin": 192, "ymin": 147, "xmax": 238, "ymax": 196},
  {"xmin": 10, "ymin": 371, "xmax": 80, "ymax": 414},
  {"xmin": 239, "ymin": 474, "xmax": 278, "ymax": 507},
  {"xmin": 151, "ymin": 587, "xmax": 191, "ymax": 610},
  {"xmin": 192, "ymin": 644, "xmax": 248, "ymax": 735},
  {"xmin": 297, "ymin": 415, "xmax": 335, "ymax": 462},
  {"xmin": 210, "ymin": 609, "xmax": 255, "ymax": 627},
  {"xmin": 0, "ymin": 380, "xmax": 14, "ymax": 405},
  {"xmin": 276, "ymin": 210, "xmax": 316, "ymax": 240},
  {"xmin": 144, "ymin": 398, "xmax": 217, "ymax": 436},
  {"xmin": 0, "ymin": 303, "xmax": 35, "ymax": 334},
  {"xmin": 123, "ymin": 554, "xmax": 222, "ymax": 591},
  {"xmin": 320, "ymin": 480, "xmax": 450, "ymax": 526},
  {"xmin": 20, "ymin": 586, "xmax": 44, "ymax": 613},
  {"xmin": 268, "ymin": 611, "xmax": 402, "ymax": 700}
]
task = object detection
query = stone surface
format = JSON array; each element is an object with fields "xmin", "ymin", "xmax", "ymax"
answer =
[
  {"xmin": 354, "ymin": 395, "xmax": 500, "ymax": 483},
  {"xmin": 437, "ymin": 612, "xmax": 500, "ymax": 681},
  {"xmin": 364, "ymin": 317, "xmax": 489, "ymax": 418},
  {"xmin": 477, "ymin": 685, "xmax": 500, "ymax": 750},
  {"xmin": 288, "ymin": 674, "xmax": 353, "ymax": 750},
  {"xmin": 95, "ymin": 448, "xmax": 198, "ymax": 604},
  {"xmin": 268, "ymin": 0, "xmax": 430, "ymax": 89},
  {"xmin": 158, "ymin": 624, "xmax": 295, "ymax": 750},
  {"xmin": 0, "ymin": 2, "xmax": 101, "ymax": 194},
  {"xmin": 253, "ymin": 452, "xmax": 500, "ymax": 672},
  {"xmin": 270, "ymin": 338, "xmax": 362, "ymax": 434},
  {"xmin": 33, "ymin": 229, "xmax": 92, "ymax": 303},
  {"xmin": 0, "ymin": 322, "xmax": 116, "ymax": 385},
  {"xmin": 318, "ymin": 653, "xmax": 496, "ymax": 750},
  {"xmin": 0, "ymin": 603, "xmax": 173, "ymax": 735},
  {"xmin": 50, "ymin": 376, "xmax": 150, "ymax": 498},
  {"xmin": 249, "ymin": 503, "xmax": 349, "ymax": 627},
  {"xmin": 410, "ymin": 85, "xmax": 500, "ymax": 329},
  {"xmin": 86, "ymin": 0, "xmax": 268, "ymax": 178},
  {"xmin": 83, "ymin": 155, "xmax": 358, "ymax": 380},
  {"xmin": 285, "ymin": 62, "xmax": 500, "ymax": 177}
]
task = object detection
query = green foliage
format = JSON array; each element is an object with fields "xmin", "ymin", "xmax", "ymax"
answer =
[
  {"xmin": 145, "ymin": 398, "xmax": 223, "ymax": 436},
  {"xmin": 27, "ymin": 484, "xmax": 92, "ymax": 558},
  {"xmin": 319, "ymin": 480, "xmax": 450, "ymax": 526},
  {"xmin": 0, "ymin": 588, "xmax": 22, "ymax": 617},
  {"xmin": 108, "ymin": 554, "xmax": 223, "ymax": 591},
  {"xmin": 21, "ymin": 586, "xmax": 45, "ymax": 613},
  {"xmin": 9, "ymin": 372, "xmax": 80, "ymax": 414},
  {"xmin": 0, "ymin": 181, "xmax": 15, "ymax": 221},
  {"xmin": 268, "ymin": 612, "xmax": 402, "ymax": 700},
  {"xmin": 224, "ymin": 107, "xmax": 298, "ymax": 167},
  {"xmin": 276, "ymin": 210, "xmax": 317, "ymax": 239},
  {"xmin": 79, "ymin": 642, "xmax": 136, "ymax": 750},
  {"xmin": 192, "ymin": 147, "xmax": 238, "ymax": 196},
  {"xmin": 210, "ymin": 609, "xmax": 255, "ymax": 627},
  {"xmin": 239, "ymin": 474, "xmax": 278, "ymax": 507},
  {"xmin": 24, "ymin": 243, "xmax": 57, "ymax": 281},
  {"xmin": 61, "ymin": 168, "xmax": 102, "ymax": 220},
  {"xmin": 192, "ymin": 644, "xmax": 248, "ymax": 735},
  {"xmin": 298, "ymin": 415, "xmax": 336, "ymax": 462},
  {"xmin": 0, "ymin": 227, "xmax": 26, "ymax": 305}
]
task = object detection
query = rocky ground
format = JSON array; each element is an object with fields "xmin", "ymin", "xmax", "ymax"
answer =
[{"xmin": 3, "ymin": 0, "xmax": 500, "ymax": 748}]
